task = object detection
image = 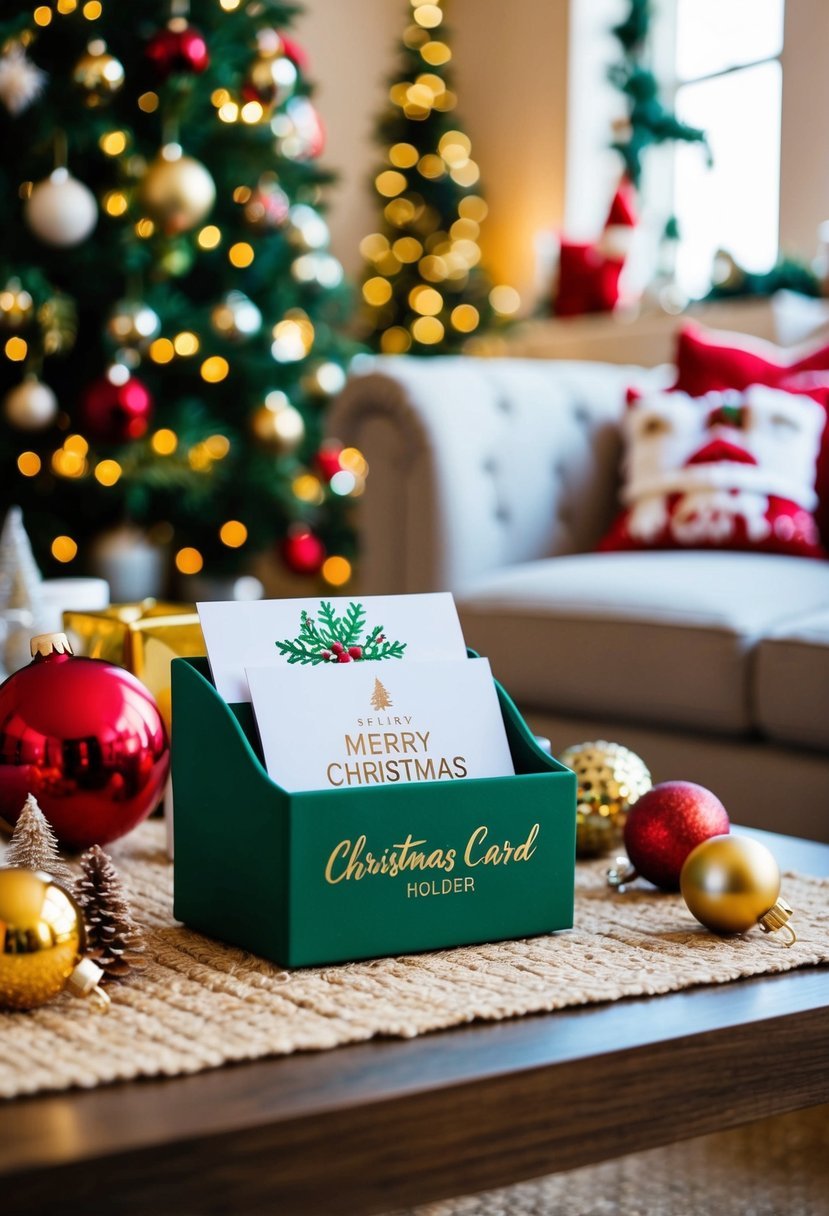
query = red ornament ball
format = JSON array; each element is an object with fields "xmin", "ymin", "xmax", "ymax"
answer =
[
  {"xmin": 146, "ymin": 23, "xmax": 209, "ymax": 80},
  {"xmin": 623, "ymin": 780, "xmax": 730, "ymax": 890},
  {"xmin": 0, "ymin": 635, "xmax": 169, "ymax": 850},
  {"xmin": 282, "ymin": 527, "xmax": 326, "ymax": 575},
  {"xmin": 315, "ymin": 441, "xmax": 343, "ymax": 483},
  {"xmin": 80, "ymin": 370, "xmax": 153, "ymax": 443}
]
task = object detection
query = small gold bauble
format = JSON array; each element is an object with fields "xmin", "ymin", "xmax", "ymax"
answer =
[
  {"xmin": 0, "ymin": 279, "xmax": 34, "ymax": 330},
  {"xmin": 72, "ymin": 39, "xmax": 125, "ymax": 107},
  {"xmin": 106, "ymin": 300, "xmax": 161, "ymax": 348},
  {"xmin": 558, "ymin": 739, "xmax": 652, "ymax": 858},
  {"xmin": 251, "ymin": 398, "xmax": 305, "ymax": 454},
  {"xmin": 139, "ymin": 149, "xmax": 216, "ymax": 235},
  {"xmin": 0, "ymin": 869, "xmax": 84, "ymax": 1010},
  {"xmin": 680, "ymin": 835, "xmax": 793, "ymax": 939},
  {"xmin": 210, "ymin": 291, "xmax": 262, "ymax": 342}
]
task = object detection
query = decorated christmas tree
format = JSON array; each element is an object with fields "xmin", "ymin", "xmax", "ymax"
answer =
[
  {"xmin": 360, "ymin": 0, "xmax": 519, "ymax": 355},
  {"xmin": 0, "ymin": 1, "xmax": 364, "ymax": 590}
]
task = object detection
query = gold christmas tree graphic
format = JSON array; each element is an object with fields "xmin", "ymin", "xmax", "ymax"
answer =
[{"xmin": 371, "ymin": 678, "xmax": 393, "ymax": 710}]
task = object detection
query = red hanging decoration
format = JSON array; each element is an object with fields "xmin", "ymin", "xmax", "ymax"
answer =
[
  {"xmin": 282, "ymin": 526, "xmax": 326, "ymax": 575},
  {"xmin": 623, "ymin": 780, "xmax": 731, "ymax": 890},
  {"xmin": 0, "ymin": 633, "xmax": 169, "ymax": 850},
  {"xmin": 79, "ymin": 369, "xmax": 153, "ymax": 443},
  {"xmin": 315, "ymin": 440, "xmax": 343, "ymax": 483},
  {"xmin": 146, "ymin": 22, "xmax": 209, "ymax": 81}
]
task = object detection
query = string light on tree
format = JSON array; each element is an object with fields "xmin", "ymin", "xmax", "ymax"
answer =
[
  {"xmin": 0, "ymin": 0, "xmax": 356, "ymax": 586},
  {"xmin": 360, "ymin": 0, "xmax": 517, "ymax": 354}
]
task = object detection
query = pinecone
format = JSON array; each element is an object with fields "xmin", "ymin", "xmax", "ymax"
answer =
[{"xmin": 74, "ymin": 845, "xmax": 146, "ymax": 982}]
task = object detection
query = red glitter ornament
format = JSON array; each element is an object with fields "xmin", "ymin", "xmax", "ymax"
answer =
[
  {"xmin": 80, "ymin": 369, "xmax": 153, "ymax": 443},
  {"xmin": 282, "ymin": 527, "xmax": 325, "ymax": 575},
  {"xmin": 146, "ymin": 23, "xmax": 209, "ymax": 80},
  {"xmin": 0, "ymin": 633, "xmax": 169, "ymax": 850},
  {"xmin": 623, "ymin": 781, "xmax": 730, "ymax": 890}
]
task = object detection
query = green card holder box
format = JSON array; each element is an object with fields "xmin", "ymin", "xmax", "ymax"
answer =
[{"xmin": 172, "ymin": 655, "xmax": 576, "ymax": 967}]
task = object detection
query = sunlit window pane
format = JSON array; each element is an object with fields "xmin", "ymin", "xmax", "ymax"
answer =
[
  {"xmin": 676, "ymin": 0, "xmax": 784, "ymax": 81},
  {"xmin": 673, "ymin": 61, "xmax": 782, "ymax": 298}
]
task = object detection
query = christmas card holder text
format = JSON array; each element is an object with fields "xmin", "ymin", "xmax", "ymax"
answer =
[{"xmin": 172, "ymin": 655, "xmax": 576, "ymax": 967}]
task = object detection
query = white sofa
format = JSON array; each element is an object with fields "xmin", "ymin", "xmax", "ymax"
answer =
[{"xmin": 331, "ymin": 356, "xmax": 829, "ymax": 842}]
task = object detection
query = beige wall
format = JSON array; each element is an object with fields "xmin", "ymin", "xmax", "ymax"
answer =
[
  {"xmin": 779, "ymin": 0, "xmax": 829, "ymax": 258},
  {"xmin": 451, "ymin": 0, "xmax": 569, "ymax": 303}
]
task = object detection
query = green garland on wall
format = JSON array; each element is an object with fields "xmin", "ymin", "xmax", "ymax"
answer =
[{"xmin": 608, "ymin": 0, "xmax": 709, "ymax": 188}]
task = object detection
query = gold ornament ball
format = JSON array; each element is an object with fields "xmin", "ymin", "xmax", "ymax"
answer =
[
  {"xmin": 72, "ymin": 39, "xmax": 125, "ymax": 107},
  {"xmin": 244, "ymin": 46, "xmax": 297, "ymax": 114},
  {"xmin": 251, "ymin": 400, "xmax": 305, "ymax": 454},
  {"xmin": 139, "ymin": 150, "xmax": 216, "ymax": 235},
  {"xmin": 0, "ymin": 280, "xmax": 34, "ymax": 330},
  {"xmin": 0, "ymin": 869, "xmax": 85, "ymax": 1011},
  {"xmin": 106, "ymin": 300, "xmax": 161, "ymax": 348},
  {"xmin": 210, "ymin": 291, "xmax": 262, "ymax": 342},
  {"xmin": 558, "ymin": 739, "xmax": 652, "ymax": 858},
  {"xmin": 680, "ymin": 834, "xmax": 787, "ymax": 936}
]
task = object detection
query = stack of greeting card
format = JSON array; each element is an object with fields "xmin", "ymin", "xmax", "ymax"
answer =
[{"xmin": 198, "ymin": 593, "xmax": 515, "ymax": 792}]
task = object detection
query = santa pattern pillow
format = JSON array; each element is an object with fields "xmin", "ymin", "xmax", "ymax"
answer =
[{"xmin": 599, "ymin": 384, "xmax": 826, "ymax": 558}]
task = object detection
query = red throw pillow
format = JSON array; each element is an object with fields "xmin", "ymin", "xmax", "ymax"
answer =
[
  {"xmin": 673, "ymin": 322, "xmax": 829, "ymax": 545},
  {"xmin": 599, "ymin": 385, "xmax": 826, "ymax": 559}
]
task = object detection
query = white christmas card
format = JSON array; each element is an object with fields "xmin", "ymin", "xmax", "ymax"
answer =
[
  {"xmin": 198, "ymin": 593, "xmax": 468, "ymax": 704},
  {"xmin": 246, "ymin": 658, "xmax": 515, "ymax": 793}
]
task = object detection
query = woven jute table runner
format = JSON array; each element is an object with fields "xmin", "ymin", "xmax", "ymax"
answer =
[{"xmin": 2, "ymin": 821, "xmax": 828, "ymax": 1099}]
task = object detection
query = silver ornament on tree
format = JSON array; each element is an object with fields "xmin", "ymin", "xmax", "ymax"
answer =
[
  {"xmin": 25, "ymin": 167, "xmax": 98, "ymax": 248},
  {"xmin": 0, "ymin": 41, "xmax": 46, "ymax": 116},
  {"xmin": 3, "ymin": 376, "xmax": 58, "ymax": 430}
]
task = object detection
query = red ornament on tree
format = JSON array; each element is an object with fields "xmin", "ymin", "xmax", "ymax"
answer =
[
  {"xmin": 315, "ymin": 440, "xmax": 343, "ymax": 482},
  {"xmin": 0, "ymin": 633, "xmax": 169, "ymax": 850},
  {"xmin": 282, "ymin": 526, "xmax": 325, "ymax": 575},
  {"xmin": 80, "ymin": 367, "xmax": 153, "ymax": 443},
  {"xmin": 146, "ymin": 22, "xmax": 209, "ymax": 81},
  {"xmin": 623, "ymin": 780, "xmax": 730, "ymax": 890}
]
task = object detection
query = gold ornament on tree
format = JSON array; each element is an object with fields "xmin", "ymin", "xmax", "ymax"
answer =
[
  {"xmin": 242, "ymin": 29, "xmax": 297, "ymax": 116},
  {"xmin": 680, "ymin": 834, "xmax": 796, "ymax": 943},
  {"xmin": 251, "ymin": 390, "xmax": 305, "ymax": 454},
  {"xmin": 210, "ymin": 291, "xmax": 262, "ymax": 342},
  {"xmin": 0, "ymin": 867, "xmax": 109, "ymax": 1011},
  {"xmin": 3, "ymin": 793, "xmax": 73, "ymax": 887},
  {"xmin": 106, "ymin": 300, "xmax": 162, "ymax": 349},
  {"xmin": 71, "ymin": 39, "xmax": 125, "ymax": 107},
  {"xmin": 558, "ymin": 740, "xmax": 652, "ymax": 857},
  {"xmin": 138, "ymin": 145, "xmax": 216, "ymax": 235},
  {"xmin": 0, "ymin": 279, "xmax": 34, "ymax": 330}
]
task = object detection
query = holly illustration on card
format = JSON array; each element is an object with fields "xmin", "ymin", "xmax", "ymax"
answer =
[{"xmin": 275, "ymin": 602, "xmax": 407, "ymax": 665}]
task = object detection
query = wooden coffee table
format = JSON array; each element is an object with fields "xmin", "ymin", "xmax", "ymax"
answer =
[{"xmin": 2, "ymin": 827, "xmax": 828, "ymax": 1215}]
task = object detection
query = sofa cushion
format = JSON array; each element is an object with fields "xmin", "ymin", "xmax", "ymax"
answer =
[
  {"xmin": 599, "ymin": 385, "xmax": 826, "ymax": 559},
  {"xmin": 458, "ymin": 551, "xmax": 829, "ymax": 737},
  {"xmin": 754, "ymin": 610, "xmax": 829, "ymax": 750}
]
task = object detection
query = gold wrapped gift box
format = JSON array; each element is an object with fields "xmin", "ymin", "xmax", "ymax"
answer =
[{"xmin": 63, "ymin": 601, "xmax": 205, "ymax": 730}]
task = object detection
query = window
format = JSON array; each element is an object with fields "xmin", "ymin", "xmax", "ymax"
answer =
[{"xmin": 671, "ymin": 0, "xmax": 785, "ymax": 297}]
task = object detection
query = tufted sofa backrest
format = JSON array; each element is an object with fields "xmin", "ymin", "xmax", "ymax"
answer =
[{"xmin": 329, "ymin": 356, "xmax": 670, "ymax": 594}]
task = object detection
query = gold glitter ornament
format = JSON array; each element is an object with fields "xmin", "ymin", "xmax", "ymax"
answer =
[
  {"xmin": 139, "ymin": 148, "xmax": 216, "ymax": 235},
  {"xmin": 0, "ymin": 868, "xmax": 109, "ymax": 1011},
  {"xmin": 558, "ymin": 739, "xmax": 652, "ymax": 857},
  {"xmin": 680, "ymin": 834, "xmax": 796, "ymax": 943},
  {"xmin": 72, "ymin": 40, "xmax": 125, "ymax": 107}
]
